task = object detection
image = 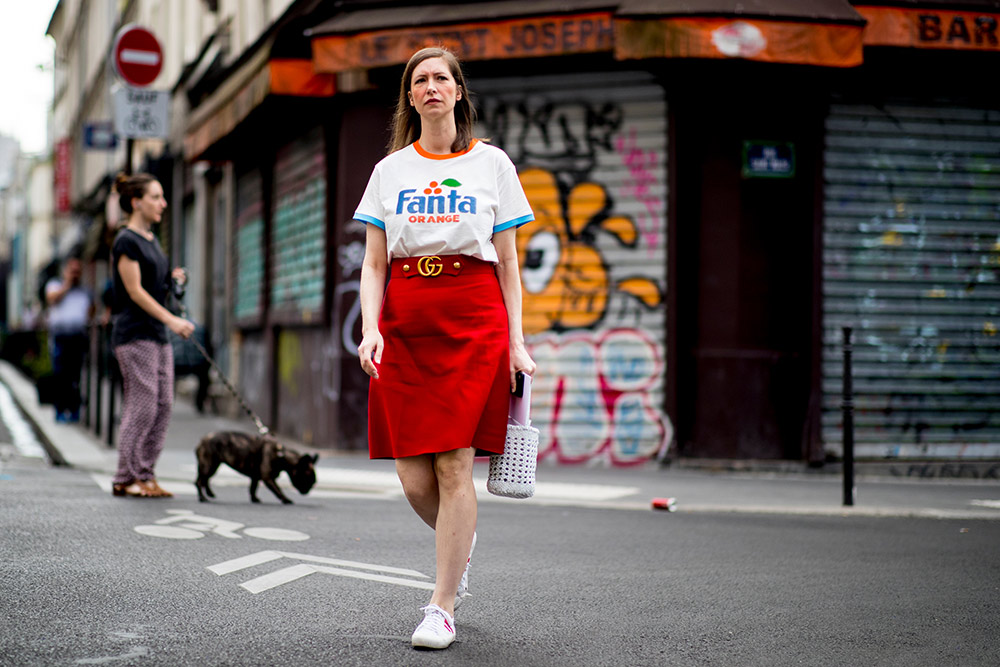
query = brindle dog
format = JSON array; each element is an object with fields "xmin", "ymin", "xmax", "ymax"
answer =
[{"xmin": 194, "ymin": 431, "xmax": 318, "ymax": 504}]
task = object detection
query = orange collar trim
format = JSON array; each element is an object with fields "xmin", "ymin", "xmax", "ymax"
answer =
[{"xmin": 413, "ymin": 138, "xmax": 478, "ymax": 160}]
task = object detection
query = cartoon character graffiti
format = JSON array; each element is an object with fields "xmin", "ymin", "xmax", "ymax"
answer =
[{"xmin": 517, "ymin": 167, "xmax": 662, "ymax": 334}]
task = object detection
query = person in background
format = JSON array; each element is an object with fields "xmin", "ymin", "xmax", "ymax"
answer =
[
  {"xmin": 109, "ymin": 172, "xmax": 194, "ymax": 499},
  {"xmin": 45, "ymin": 256, "xmax": 94, "ymax": 423},
  {"xmin": 355, "ymin": 47, "xmax": 536, "ymax": 650}
]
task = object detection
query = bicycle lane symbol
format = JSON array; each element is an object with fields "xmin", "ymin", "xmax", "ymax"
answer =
[
  {"xmin": 133, "ymin": 511, "xmax": 431, "ymax": 593},
  {"xmin": 134, "ymin": 510, "xmax": 310, "ymax": 541}
]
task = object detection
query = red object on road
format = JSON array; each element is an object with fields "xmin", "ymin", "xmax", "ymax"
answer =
[
  {"xmin": 113, "ymin": 25, "xmax": 162, "ymax": 87},
  {"xmin": 651, "ymin": 497, "xmax": 676, "ymax": 511}
]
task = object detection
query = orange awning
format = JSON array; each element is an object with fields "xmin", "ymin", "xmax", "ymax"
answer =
[
  {"xmin": 311, "ymin": 11, "xmax": 615, "ymax": 73},
  {"xmin": 614, "ymin": 0, "xmax": 865, "ymax": 67},
  {"xmin": 184, "ymin": 55, "xmax": 337, "ymax": 160},
  {"xmin": 308, "ymin": 0, "xmax": 866, "ymax": 72},
  {"xmin": 614, "ymin": 16, "xmax": 864, "ymax": 66},
  {"xmin": 269, "ymin": 58, "xmax": 336, "ymax": 96},
  {"xmin": 857, "ymin": 5, "xmax": 1000, "ymax": 51}
]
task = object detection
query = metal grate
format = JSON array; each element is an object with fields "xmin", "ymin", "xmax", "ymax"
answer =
[
  {"xmin": 822, "ymin": 102, "xmax": 1000, "ymax": 459},
  {"xmin": 474, "ymin": 72, "xmax": 670, "ymax": 465}
]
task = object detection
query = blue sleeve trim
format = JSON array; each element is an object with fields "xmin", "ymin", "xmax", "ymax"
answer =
[
  {"xmin": 494, "ymin": 213, "xmax": 534, "ymax": 232},
  {"xmin": 354, "ymin": 213, "xmax": 385, "ymax": 229}
]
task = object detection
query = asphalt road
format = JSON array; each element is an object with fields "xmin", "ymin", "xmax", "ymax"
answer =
[{"xmin": 2, "ymin": 451, "xmax": 999, "ymax": 667}]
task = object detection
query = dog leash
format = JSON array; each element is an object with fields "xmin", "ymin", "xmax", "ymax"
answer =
[
  {"xmin": 173, "ymin": 284, "xmax": 269, "ymax": 436},
  {"xmin": 184, "ymin": 335, "xmax": 270, "ymax": 436}
]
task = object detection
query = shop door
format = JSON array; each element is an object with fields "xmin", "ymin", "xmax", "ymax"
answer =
[{"xmin": 674, "ymin": 97, "xmax": 819, "ymax": 459}]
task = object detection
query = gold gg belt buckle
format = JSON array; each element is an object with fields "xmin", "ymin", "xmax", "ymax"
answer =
[{"xmin": 417, "ymin": 256, "xmax": 443, "ymax": 277}]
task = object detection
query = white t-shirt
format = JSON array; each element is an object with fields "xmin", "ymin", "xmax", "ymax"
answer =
[{"xmin": 354, "ymin": 140, "xmax": 534, "ymax": 263}]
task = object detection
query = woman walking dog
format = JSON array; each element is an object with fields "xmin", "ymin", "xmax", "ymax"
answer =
[
  {"xmin": 110, "ymin": 172, "xmax": 195, "ymax": 498},
  {"xmin": 355, "ymin": 47, "xmax": 536, "ymax": 649}
]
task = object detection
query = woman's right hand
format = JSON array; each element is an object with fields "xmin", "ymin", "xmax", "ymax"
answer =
[
  {"xmin": 169, "ymin": 315, "xmax": 196, "ymax": 340},
  {"xmin": 358, "ymin": 329, "xmax": 384, "ymax": 379}
]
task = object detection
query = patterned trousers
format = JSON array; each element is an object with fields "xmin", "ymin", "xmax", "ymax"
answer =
[{"xmin": 112, "ymin": 340, "xmax": 174, "ymax": 485}]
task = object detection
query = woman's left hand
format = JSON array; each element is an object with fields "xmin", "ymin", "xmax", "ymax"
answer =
[
  {"xmin": 171, "ymin": 267, "xmax": 187, "ymax": 285},
  {"xmin": 510, "ymin": 342, "xmax": 537, "ymax": 391}
]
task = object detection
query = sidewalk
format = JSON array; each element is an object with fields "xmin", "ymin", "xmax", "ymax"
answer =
[{"xmin": 2, "ymin": 359, "xmax": 999, "ymax": 520}]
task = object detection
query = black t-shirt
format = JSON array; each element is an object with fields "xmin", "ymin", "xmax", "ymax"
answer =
[{"xmin": 111, "ymin": 228, "xmax": 169, "ymax": 347}]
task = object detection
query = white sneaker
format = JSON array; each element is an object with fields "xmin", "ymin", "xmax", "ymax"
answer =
[
  {"xmin": 454, "ymin": 531, "xmax": 476, "ymax": 610},
  {"xmin": 411, "ymin": 604, "xmax": 456, "ymax": 649}
]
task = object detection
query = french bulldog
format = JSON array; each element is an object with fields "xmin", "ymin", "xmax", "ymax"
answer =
[{"xmin": 194, "ymin": 431, "xmax": 318, "ymax": 504}]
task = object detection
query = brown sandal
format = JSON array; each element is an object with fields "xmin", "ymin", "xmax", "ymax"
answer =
[
  {"xmin": 139, "ymin": 479, "xmax": 173, "ymax": 498},
  {"xmin": 112, "ymin": 482, "xmax": 152, "ymax": 498}
]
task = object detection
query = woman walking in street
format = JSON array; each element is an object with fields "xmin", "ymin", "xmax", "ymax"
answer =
[
  {"xmin": 109, "ymin": 172, "xmax": 194, "ymax": 498},
  {"xmin": 355, "ymin": 47, "xmax": 536, "ymax": 649}
]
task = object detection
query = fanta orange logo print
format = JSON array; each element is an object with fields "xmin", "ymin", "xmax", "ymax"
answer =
[{"xmin": 398, "ymin": 179, "xmax": 475, "ymax": 223}]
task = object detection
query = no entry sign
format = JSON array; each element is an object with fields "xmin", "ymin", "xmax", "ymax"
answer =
[{"xmin": 113, "ymin": 25, "xmax": 162, "ymax": 87}]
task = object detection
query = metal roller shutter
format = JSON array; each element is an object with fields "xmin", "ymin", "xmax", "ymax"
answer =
[
  {"xmin": 474, "ymin": 72, "xmax": 671, "ymax": 465},
  {"xmin": 823, "ymin": 102, "xmax": 1000, "ymax": 459},
  {"xmin": 233, "ymin": 167, "xmax": 265, "ymax": 325},
  {"xmin": 271, "ymin": 125, "xmax": 327, "ymax": 323}
]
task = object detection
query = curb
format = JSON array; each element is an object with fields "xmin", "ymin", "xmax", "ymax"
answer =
[
  {"xmin": 0, "ymin": 361, "xmax": 68, "ymax": 467},
  {"xmin": 666, "ymin": 456, "xmax": 1000, "ymax": 481}
]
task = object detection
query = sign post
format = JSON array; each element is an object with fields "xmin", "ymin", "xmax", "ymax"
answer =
[
  {"xmin": 112, "ymin": 87, "xmax": 170, "ymax": 140},
  {"xmin": 113, "ymin": 25, "xmax": 163, "ymax": 87},
  {"xmin": 111, "ymin": 25, "xmax": 165, "ymax": 173}
]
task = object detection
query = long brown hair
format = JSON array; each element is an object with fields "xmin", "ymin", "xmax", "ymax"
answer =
[
  {"xmin": 388, "ymin": 47, "xmax": 476, "ymax": 155},
  {"xmin": 115, "ymin": 172, "xmax": 158, "ymax": 214}
]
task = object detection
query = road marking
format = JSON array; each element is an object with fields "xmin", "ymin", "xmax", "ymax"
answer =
[
  {"xmin": 208, "ymin": 550, "xmax": 287, "ymax": 574},
  {"xmin": 134, "ymin": 510, "xmax": 310, "ymax": 541},
  {"xmin": 239, "ymin": 563, "xmax": 316, "ymax": 593},
  {"xmin": 970, "ymin": 499, "xmax": 1000, "ymax": 509},
  {"xmin": 75, "ymin": 646, "xmax": 150, "ymax": 665},
  {"xmin": 240, "ymin": 565, "xmax": 435, "ymax": 594},
  {"xmin": 208, "ymin": 550, "xmax": 432, "ymax": 594},
  {"xmin": 243, "ymin": 527, "xmax": 311, "ymax": 541},
  {"xmin": 134, "ymin": 525, "xmax": 205, "ymax": 539}
]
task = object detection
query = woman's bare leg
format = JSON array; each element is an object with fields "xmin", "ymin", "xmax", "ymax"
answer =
[
  {"xmin": 427, "ymin": 447, "xmax": 476, "ymax": 615},
  {"xmin": 396, "ymin": 449, "xmax": 477, "ymax": 616},
  {"xmin": 396, "ymin": 454, "xmax": 439, "ymax": 528}
]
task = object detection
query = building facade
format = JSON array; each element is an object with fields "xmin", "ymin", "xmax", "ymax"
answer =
[{"xmin": 42, "ymin": 0, "xmax": 1000, "ymax": 464}]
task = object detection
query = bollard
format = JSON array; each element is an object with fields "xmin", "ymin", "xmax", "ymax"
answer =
[
  {"xmin": 94, "ymin": 325, "xmax": 103, "ymax": 437},
  {"xmin": 106, "ymin": 328, "xmax": 117, "ymax": 448},
  {"xmin": 842, "ymin": 326, "xmax": 856, "ymax": 506},
  {"xmin": 107, "ymin": 366, "xmax": 116, "ymax": 448},
  {"xmin": 83, "ymin": 327, "xmax": 92, "ymax": 429}
]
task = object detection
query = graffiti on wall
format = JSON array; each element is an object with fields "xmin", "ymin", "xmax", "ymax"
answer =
[
  {"xmin": 530, "ymin": 329, "xmax": 673, "ymax": 465},
  {"xmin": 517, "ymin": 167, "xmax": 662, "ymax": 334},
  {"xmin": 616, "ymin": 128, "xmax": 665, "ymax": 258},
  {"xmin": 479, "ymin": 83, "xmax": 672, "ymax": 465}
]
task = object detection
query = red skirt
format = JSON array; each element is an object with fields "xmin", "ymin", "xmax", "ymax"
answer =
[{"xmin": 368, "ymin": 255, "xmax": 510, "ymax": 459}]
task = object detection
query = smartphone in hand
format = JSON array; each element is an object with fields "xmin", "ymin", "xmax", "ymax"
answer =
[{"xmin": 509, "ymin": 371, "xmax": 532, "ymax": 425}]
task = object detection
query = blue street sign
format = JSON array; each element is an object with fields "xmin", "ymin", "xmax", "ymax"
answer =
[
  {"xmin": 742, "ymin": 141, "xmax": 795, "ymax": 178},
  {"xmin": 83, "ymin": 122, "xmax": 118, "ymax": 150}
]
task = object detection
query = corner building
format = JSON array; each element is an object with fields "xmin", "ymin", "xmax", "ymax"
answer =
[{"xmin": 183, "ymin": 0, "xmax": 1000, "ymax": 466}]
